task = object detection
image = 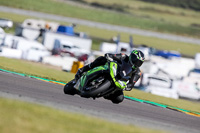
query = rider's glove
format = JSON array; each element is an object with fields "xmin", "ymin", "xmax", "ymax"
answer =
[
  {"xmin": 105, "ymin": 53, "xmax": 113, "ymax": 62},
  {"xmin": 124, "ymin": 87, "xmax": 132, "ymax": 91},
  {"xmin": 124, "ymin": 81, "xmax": 132, "ymax": 91}
]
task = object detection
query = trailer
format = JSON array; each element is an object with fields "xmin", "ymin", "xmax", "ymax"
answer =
[
  {"xmin": 2, "ymin": 34, "xmax": 50, "ymax": 61},
  {"xmin": 43, "ymin": 31, "xmax": 92, "ymax": 51}
]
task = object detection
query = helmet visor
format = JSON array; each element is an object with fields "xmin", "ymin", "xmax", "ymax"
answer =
[
  {"xmin": 135, "ymin": 60, "xmax": 143, "ymax": 67},
  {"xmin": 129, "ymin": 54, "xmax": 143, "ymax": 68}
]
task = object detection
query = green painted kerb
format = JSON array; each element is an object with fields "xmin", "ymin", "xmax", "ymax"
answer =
[{"xmin": 124, "ymin": 96, "xmax": 200, "ymax": 115}]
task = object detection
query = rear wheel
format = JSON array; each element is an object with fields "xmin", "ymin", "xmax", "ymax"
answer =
[{"xmin": 63, "ymin": 79, "xmax": 78, "ymax": 95}]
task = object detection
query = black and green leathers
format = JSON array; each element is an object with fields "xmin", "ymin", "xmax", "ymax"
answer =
[{"xmin": 75, "ymin": 53, "xmax": 141, "ymax": 90}]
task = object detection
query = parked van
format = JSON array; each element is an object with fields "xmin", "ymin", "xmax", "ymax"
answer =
[
  {"xmin": 22, "ymin": 19, "xmax": 59, "ymax": 31},
  {"xmin": 53, "ymin": 39, "xmax": 90, "ymax": 57},
  {"xmin": 100, "ymin": 42, "xmax": 131, "ymax": 54},
  {"xmin": 0, "ymin": 18, "xmax": 13, "ymax": 28}
]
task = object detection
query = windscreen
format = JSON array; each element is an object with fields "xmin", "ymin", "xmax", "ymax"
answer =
[{"xmin": 119, "ymin": 61, "xmax": 132, "ymax": 77}]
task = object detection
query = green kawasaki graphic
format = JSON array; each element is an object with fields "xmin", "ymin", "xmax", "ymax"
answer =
[
  {"xmin": 79, "ymin": 64, "xmax": 108, "ymax": 89},
  {"xmin": 0, "ymin": 68, "xmax": 200, "ymax": 117},
  {"xmin": 80, "ymin": 62, "xmax": 127, "ymax": 90}
]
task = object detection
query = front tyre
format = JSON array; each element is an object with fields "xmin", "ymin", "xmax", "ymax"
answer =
[
  {"xmin": 63, "ymin": 79, "xmax": 78, "ymax": 95},
  {"xmin": 111, "ymin": 90, "xmax": 124, "ymax": 104}
]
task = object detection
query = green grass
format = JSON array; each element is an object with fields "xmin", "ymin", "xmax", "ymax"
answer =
[
  {"xmin": 1, "ymin": 11, "xmax": 200, "ymax": 56},
  {"xmin": 84, "ymin": 0, "xmax": 200, "ymax": 26},
  {"xmin": 0, "ymin": 98, "xmax": 162, "ymax": 133},
  {"xmin": 0, "ymin": 0, "xmax": 200, "ymax": 38},
  {"xmin": 0, "ymin": 57, "xmax": 74, "ymax": 83},
  {"xmin": 0, "ymin": 56, "xmax": 200, "ymax": 113},
  {"xmin": 124, "ymin": 89, "xmax": 200, "ymax": 113}
]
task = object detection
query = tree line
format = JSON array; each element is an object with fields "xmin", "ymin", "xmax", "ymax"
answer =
[{"xmin": 141, "ymin": 0, "xmax": 200, "ymax": 11}]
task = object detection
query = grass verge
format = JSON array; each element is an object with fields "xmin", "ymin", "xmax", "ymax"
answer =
[
  {"xmin": 0, "ymin": 57, "xmax": 74, "ymax": 83},
  {"xmin": 0, "ymin": 97, "xmax": 162, "ymax": 133},
  {"xmin": 124, "ymin": 89, "xmax": 200, "ymax": 113},
  {"xmin": 0, "ymin": 56, "xmax": 200, "ymax": 113}
]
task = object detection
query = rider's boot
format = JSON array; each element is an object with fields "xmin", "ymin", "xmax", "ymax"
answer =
[
  {"xmin": 75, "ymin": 56, "xmax": 108, "ymax": 80},
  {"xmin": 75, "ymin": 64, "xmax": 91, "ymax": 80}
]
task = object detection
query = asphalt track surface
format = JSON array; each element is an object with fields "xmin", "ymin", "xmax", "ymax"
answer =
[
  {"xmin": 0, "ymin": 6, "xmax": 200, "ymax": 45},
  {"xmin": 0, "ymin": 71, "xmax": 200, "ymax": 133}
]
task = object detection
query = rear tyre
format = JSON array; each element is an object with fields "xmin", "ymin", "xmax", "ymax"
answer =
[{"xmin": 63, "ymin": 79, "xmax": 78, "ymax": 95}]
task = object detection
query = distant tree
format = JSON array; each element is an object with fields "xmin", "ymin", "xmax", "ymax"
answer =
[{"xmin": 140, "ymin": 0, "xmax": 200, "ymax": 11}]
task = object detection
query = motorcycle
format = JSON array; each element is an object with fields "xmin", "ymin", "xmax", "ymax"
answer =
[{"xmin": 63, "ymin": 60, "xmax": 132, "ymax": 103}]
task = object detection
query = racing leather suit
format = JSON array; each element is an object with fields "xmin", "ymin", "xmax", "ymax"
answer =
[{"xmin": 76, "ymin": 53, "xmax": 141, "ymax": 91}]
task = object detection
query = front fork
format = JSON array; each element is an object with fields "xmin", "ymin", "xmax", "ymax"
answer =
[{"xmin": 74, "ymin": 78, "xmax": 81, "ymax": 91}]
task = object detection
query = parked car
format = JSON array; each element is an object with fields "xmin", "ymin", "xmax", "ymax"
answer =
[
  {"xmin": 0, "ymin": 18, "xmax": 13, "ymax": 28},
  {"xmin": 154, "ymin": 50, "xmax": 181, "ymax": 59},
  {"xmin": 53, "ymin": 39, "xmax": 90, "ymax": 57},
  {"xmin": 57, "ymin": 25, "xmax": 74, "ymax": 36}
]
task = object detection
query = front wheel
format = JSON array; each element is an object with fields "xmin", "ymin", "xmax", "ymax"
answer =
[
  {"xmin": 63, "ymin": 79, "xmax": 78, "ymax": 95},
  {"xmin": 105, "ymin": 90, "xmax": 124, "ymax": 104},
  {"xmin": 111, "ymin": 93, "xmax": 124, "ymax": 104}
]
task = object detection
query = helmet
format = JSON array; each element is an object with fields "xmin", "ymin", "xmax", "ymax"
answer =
[{"xmin": 129, "ymin": 50, "xmax": 145, "ymax": 68}]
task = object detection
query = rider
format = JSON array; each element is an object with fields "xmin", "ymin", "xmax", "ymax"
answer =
[{"xmin": 75, "ymin": 50, "xmax": 145, "ymax": 103}]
